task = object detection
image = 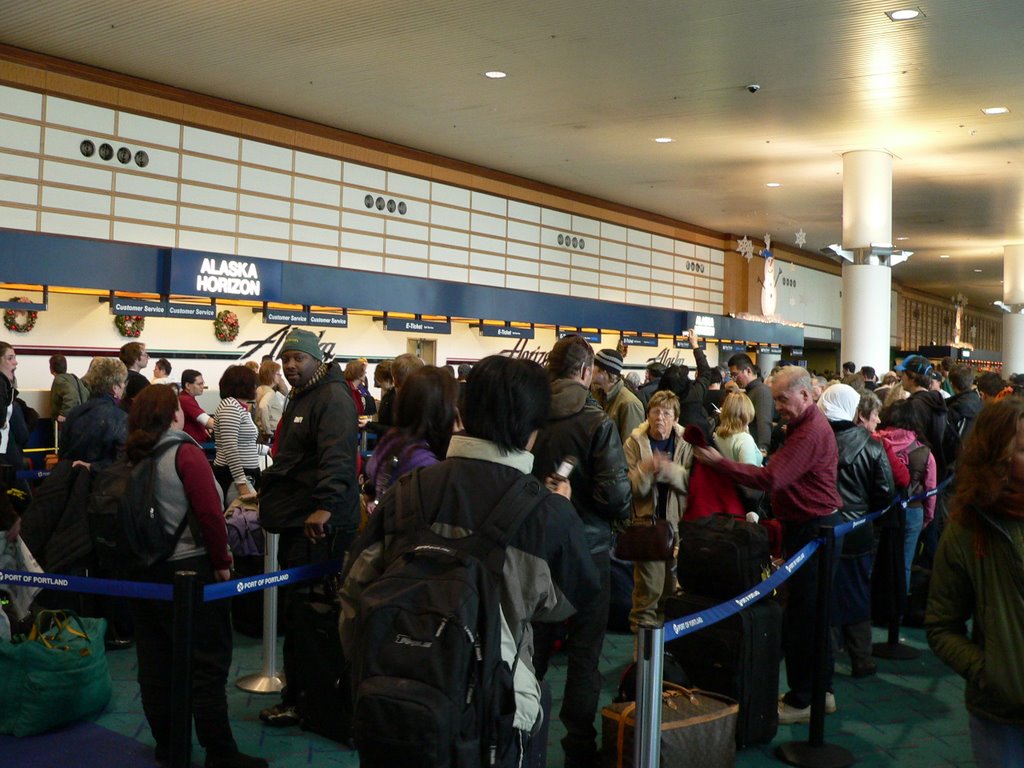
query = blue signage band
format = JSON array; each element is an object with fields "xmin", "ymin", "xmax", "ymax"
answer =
[{"xmin": 203, "ymin": 559, "xmax": 343, "ymax": 602}]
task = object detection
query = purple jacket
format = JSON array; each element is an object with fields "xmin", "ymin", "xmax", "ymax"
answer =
[{"xmin": 366, "ymin": 431, "xmax": 439, "ymax": 501}]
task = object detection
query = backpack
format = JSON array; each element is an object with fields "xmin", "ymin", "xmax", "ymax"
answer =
[
  {"xmin": 349, "ymin": 468, "xmax": 545, "ymax": 768},
  {"xmin": 87, "ymin": 434, "xmax": 199, "ymax": 574}
]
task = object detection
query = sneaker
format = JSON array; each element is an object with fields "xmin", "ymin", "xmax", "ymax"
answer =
[
  {"xmin": 259, "ymin": 703, "xmax": 299, "ymax": 727},
  {"xmin": 778, "ymin": 700, "xmax": 812, "ymax": 724},
  {"xmin": 777, "ymin": 692, "xmax": 837, "ymax": 724}
]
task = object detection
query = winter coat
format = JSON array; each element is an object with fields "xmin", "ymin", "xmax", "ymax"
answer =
[
  {"xmin": 927, "ymin": 509, "xmax": 1024, "ymax": 723},
  {"xmin": 50, "ymin": 372, "xmax": 89, "ymax": 418},
  {"xmin": 62, "ymin": 394, "xmax": 128, "ymax": 471},
  {"xmin": 340, "ymin": 436, "xmax": 600, "ymax": 732},
  {"xmin": 258, "ymin": 362, "xmax": 359, "ymax": 533},
  {"xmin": 907, "ymin": 389, "xmax": 950, "ymax": 478},
  {"xmin": 531, "ymin": 379, "xmax": 631, "ymax": 554},
  {"xmin": 875, "ymin": 427, "xmax": 936, "ymax": 526},
  {"xmin": 831, "ymin": 421, "xmax": 895, "ymax": 555},
  {"xmin": 603, "ymin": 378, "xmax": 646, "ymax": 445},
  {"xmin": 18, "ymin": 460, "xmax": 94, "ymax": 573},
  {"xmin": 623, "ymin": 422, "xmax": 691, "ymax": 530}
]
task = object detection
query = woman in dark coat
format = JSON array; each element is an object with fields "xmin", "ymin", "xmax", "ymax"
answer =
[{"xmin": 818, "ymin": 384, "xmax": 894, "ymax": 678}]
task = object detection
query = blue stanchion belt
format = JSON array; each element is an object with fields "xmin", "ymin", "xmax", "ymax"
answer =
[
  {"xmin": 661, "ymin": 474, "xmax": 954, "ymax": 644},
  {"xmin": 0, "ymin": 558, "xmax": 345, "ymax": 603},
  {"xmin": 0, "ymin": 568, "xmax": 173, "ymax": 600},
  {"xmin": 203, "ymin": 558, "xmax": 342, "ymax": 602}
]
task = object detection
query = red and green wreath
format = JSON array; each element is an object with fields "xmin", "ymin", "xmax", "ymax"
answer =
[
  {"xmin": 115, "ymin": 314, "xmax": 145, "ymax": 338},
  {"xmin": 214, "ymin": 310, "xmax": 240, "ymax": 342},
  {"xmin": 3, "ymin": 297, "xmax": 37, "ymax": 334}
]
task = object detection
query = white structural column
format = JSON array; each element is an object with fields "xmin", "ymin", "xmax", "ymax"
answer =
[
  {"xmin": 840, "ymin": 150, "xmax": 893, "ymax": 375},
  {"xmin": 1002, "ymin": 244, "xmax": 1024, "ymax": 374}
]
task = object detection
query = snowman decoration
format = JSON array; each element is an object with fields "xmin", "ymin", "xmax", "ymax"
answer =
[{"xmin": 759, "ymin": 234, "xmax": 782, "ymax": 317}]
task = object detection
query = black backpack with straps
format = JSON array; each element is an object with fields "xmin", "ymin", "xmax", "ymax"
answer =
[
  {"xmin": 349, "ymin": 467, "xmax": 546, "ymax": 768},
  {"xmin": 88, "ymin": 433, "xmax": 201, "ymax": 575}
]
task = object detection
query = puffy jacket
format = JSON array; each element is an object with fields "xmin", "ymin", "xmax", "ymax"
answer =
[
  {"xmin": 831, "ymin": 421, "xmax": 894, "ymax": 556},
  {"xmin": 531, "ymin": 379, "xmax": 631, "ymax": 554},
  {"xmin": 258, "ymin": 362, "xmax": 359, "ymax": 533},
  {"xmin": 19, "ymin": 460, "xmax": 94, "ymax": 573},
  {"xmin": 926, "ymin": 509, "xmax": 1024, "ymax": 723}
]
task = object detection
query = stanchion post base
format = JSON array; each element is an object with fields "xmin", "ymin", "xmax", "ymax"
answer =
[
  {"xmin": 872, "ymin": 641, "xmax": 920, "ymax": 660},
  {"xmin": 235, "ymin": 673, "xmax": 286, "ymax": 694},
  {"xmin": 776, "ymin": 740, "xmax": 856, "ymax": 768}
]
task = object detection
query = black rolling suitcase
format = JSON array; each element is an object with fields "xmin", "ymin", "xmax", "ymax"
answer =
[
  {"xmin": 677, "ymin": 515, "xmax": 770, "ymax": 600},
  {"xmin": 290, "ymin": 594, "xmax": 352, "ymax": 744},
  {"xmin": 664, "ymin": 593, "xmax": 781, "ymax": 748}
]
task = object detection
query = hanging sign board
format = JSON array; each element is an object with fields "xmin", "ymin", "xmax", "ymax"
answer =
[
  {"xmin": 385, "ymin": 317, "xmax": 451, "ymax": 334},
  {"xmin": 264, "ymin": 309, "xmax": 310, "ymax": 325},
  {"xmin": 480, "ymin": 325, "xmax": 534, "ymax": 339},
  {"xmin": 308, "ymin": 312, "xmax": 349, "ymax": 328},
  {"xmin": 557, "ymin": 328, "xmax": 601, "ymax": 343},
  {"xmin": 620, "ymin": 334, "xmax": 658, "ymax": 347}
]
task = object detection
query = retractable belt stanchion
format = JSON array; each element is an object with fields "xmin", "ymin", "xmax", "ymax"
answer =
[
  {"xmin": 236, "ymin": 532, "xmax": 286, "ymax": 693},
  {"xmin": 634, "ymin": 622, "xmax": 664, "ymax": 768},
  {"xmin": 872, "ymin": 504, "xmax": 920, "ymax": 661},
  {"xmin": 169, "ymin": 570, "xmax": 198, "ymax": 768},
  {"xmin": 776, "ymin": 527, "xmax": 854, "ymax": 768}
]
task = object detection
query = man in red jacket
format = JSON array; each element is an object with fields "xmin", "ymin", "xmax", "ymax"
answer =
[{"xmin": 695, "ymin": 366, "xmax": 842, "ymax": 724}]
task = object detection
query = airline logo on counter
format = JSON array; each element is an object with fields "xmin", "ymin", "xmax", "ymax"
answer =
[
  {"xmin": 236, "ymin": 325, "xmax": 336, "ymax": 360},
  {"xmin": 498, "ymin": 338, "xmax": 550, "ymax": 364}
]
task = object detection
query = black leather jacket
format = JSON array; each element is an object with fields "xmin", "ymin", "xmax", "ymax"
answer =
[
  {"xmin": 832, "ymin": 421, "xmax": 894, "ymax": 556},
  {"xmin": 531, "ymin": 379, "xmax": 632, "ymax": 554}
]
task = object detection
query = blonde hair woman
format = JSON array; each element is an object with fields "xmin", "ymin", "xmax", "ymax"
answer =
[{"xmin": 714, "ymin": 392, "xmax": 763, "ymax": 466}]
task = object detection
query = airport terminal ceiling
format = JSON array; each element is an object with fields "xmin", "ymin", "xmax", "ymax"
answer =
[{"xmin": 2, "ymin": 0, "xmax": 1024, "ymax": 309}]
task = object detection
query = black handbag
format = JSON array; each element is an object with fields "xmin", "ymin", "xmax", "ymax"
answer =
[{"xmin": 614, "ymin": 518, "xmax": 674, "ymax": 561}]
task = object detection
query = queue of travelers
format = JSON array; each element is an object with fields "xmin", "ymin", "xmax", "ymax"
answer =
[{"xmin": 3, "ymin": 334, "xmax": 1024, "ymax": 768}]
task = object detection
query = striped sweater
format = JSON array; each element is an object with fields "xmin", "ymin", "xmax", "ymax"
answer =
[{"xmin": 213, "ymin": 397, "xmax": 268, "ymax": 486}]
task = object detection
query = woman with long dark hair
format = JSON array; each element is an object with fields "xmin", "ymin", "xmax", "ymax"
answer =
[
  {"xmin": 927, "ymin": 398, "xmax": 1024, "ymax": 766},
  {"xmin": 127, "ymin": 386, "xmax": 266, "ymax": 768},
  {"xmin": 364, "ymin": 365, "xmax": 458, "ymax": 511}
]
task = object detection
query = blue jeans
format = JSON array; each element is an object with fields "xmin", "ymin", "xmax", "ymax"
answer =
[
  {"xmin": 903, "ymin": 505, "xmax": 924, "ymax": 593},
  {"xmin": 970, "ymin": 713, "xmax": 1024, "ymax": 768}
]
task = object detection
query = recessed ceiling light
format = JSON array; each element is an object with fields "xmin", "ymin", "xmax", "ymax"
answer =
[
  {"xmin": 483, "ymin": 71, "xmax": 507, "ymax": 79},
  {"xmin": 885, "ymin": 8, "xmax": 923, "ymax": 21},
  {"xmin": 939, "ymin": 254, "xmax": 950, "ymax": 259},
  {"xmin": 974, "ymin": 268, "xmax": 983, "ymax": 272},
  {"xmin": 896, "ymin": 236, "xmax": 909, "ymax": 241},
  {"xmin": 765, "ymin": 182, "xmax": 782, "ymax": 188},
  {"xmin": 653, "ymin": 137, "xmax": 675, "ymax": 143},
  {"xmin": 982, "ymin": 106, "xmax": 1010, "ymax": 115}
]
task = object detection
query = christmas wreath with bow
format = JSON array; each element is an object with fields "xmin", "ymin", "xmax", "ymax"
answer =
[
  {"xmin": 214, "ymin": 310, "xmax": 239, "ymax": 342},
  {"xmin": 3, "ymin": 297, "xmax": 37, "ymax": 334},
  {"xmin": 115, "ymin": 314, "xmax": 145, "ymax": 338}
]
